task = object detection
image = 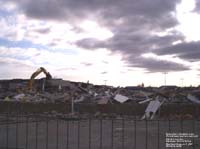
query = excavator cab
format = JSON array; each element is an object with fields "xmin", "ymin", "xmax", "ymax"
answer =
[{"xmin": 28, "ymin": 67, "xmax": 52, "ymax": 91}]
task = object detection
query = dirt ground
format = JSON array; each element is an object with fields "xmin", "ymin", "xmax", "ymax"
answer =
[{"xmin": 0, "ymin": 115, "xmax": 200, "ymax": 149}]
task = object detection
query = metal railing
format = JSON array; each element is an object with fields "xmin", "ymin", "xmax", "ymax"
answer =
[{"xmin": 0, "ymin": 114, "xmax": 200, "ymax": 149}]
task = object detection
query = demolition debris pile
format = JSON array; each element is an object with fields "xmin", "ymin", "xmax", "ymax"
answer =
[
  {"xmin": 0, "ymin": 78, "xmax": 200, "ymax": 118},
  {"xmin": 1, "ymin": 78, "xmax": 199, "ymax": 104}
]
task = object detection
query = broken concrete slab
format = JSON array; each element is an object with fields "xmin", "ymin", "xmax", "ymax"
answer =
[
  {"xmin": 138, "ymin": 98, "xmax": 153, "ymax": 104},
  {"xmin": 141, "ymin": 96, "xmax": 165, "ymax": 119},
  {"xmin": 114, "ymin": 94, "xmax": 129, "ymax": 103},
  {"xmin": 187, "ymin": 94, "xmax": 200, "ymax": 104}
]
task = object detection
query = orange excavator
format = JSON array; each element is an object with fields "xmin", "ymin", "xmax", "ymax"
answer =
[{"xmin": 28, "ymin": 67, "xmax": 52, "ymax": 91}]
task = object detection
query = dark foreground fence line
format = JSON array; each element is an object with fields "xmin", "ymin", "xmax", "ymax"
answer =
[
  {"xmin": 0, "ymin": 114, "xmax": 200, "ymax": 149},
  {"xmin": 0, "ymin": 102, "xmax": 200, "ymax": 118}
]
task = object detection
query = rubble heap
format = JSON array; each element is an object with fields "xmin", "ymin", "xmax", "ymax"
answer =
[{"xmin": 1, "ymin": 78, "xmax": 200, "ymax": 119}]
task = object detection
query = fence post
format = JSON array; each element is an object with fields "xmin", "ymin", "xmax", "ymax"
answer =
[
  {"xmin": 145, "ymin": 119, "xmax": 148, "ymax": 149},
  {"xmin": 16, "ymin": 112, "xmax": 18, "ymax": 149},
  {"xmin": 66, "ymin": 120, "xmax": 69, "ymax": 149},
  {"xmin": 56, "ymin": 118, "xmax": 59, "ymax": 149},
  {"xmin": 46, "ymin": 116, "xmax": 49, "ymax": 149},
  {"xmin": 122, "ymin": 117, "xmax": 125, "ymax": 149},
  {"xmin": 6, "ymin": 112, "xmax": 9, "ymax": 149},
  {"xmin": 134, "ymin": 116, "xmax": 136, "ymax": 149},
  {"xmin": 100, "ymin": 118, "xmax": 102, "ymax": 149},
  {"xmin": 111, "ymin": 118, "xmax": 114, "ymax": 149},
  {"xmin": 77, "ymin": 120, "xmax": 80, "ymax": 149},
  {"xmin": 35, "ymin": 116, "xmax": 38, "ymax": 149},
  {"xmin": 157, "ymin": 119, "xmax": 160, "ymax": 149},
  {"xmin": 192, "ymin": 119, "xmax": 195, "ymax": 149},
  {"xmin": 25, "ymin": 116, "xmax": 29, "ymax": 149},
  {"xmin": 88, "ymin": 118, "xmax": 91, "ymax": 149}
]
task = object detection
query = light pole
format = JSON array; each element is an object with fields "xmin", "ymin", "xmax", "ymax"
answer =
[
  {"xmin": 180, "ymin": 78, "xmax": 184, "ymax": 87},
  {"xmin": 163, "ymin": 72, "xmax": 168, "ymax": 86},
  {"xmin": 104, "ymin": 80, "xmax": 107, "ymax": 86}
]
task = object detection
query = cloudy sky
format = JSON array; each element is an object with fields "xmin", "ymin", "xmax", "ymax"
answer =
[{"xmin": 0, "ymin": 0, "xmax": 200, "ymax": 87}]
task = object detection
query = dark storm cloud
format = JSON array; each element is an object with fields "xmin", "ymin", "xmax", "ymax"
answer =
[
  {"xmin": 154, "ymin": 41, "xmax": 200, "ymax": 61},
  {"xmin": 7, "ymin": 0, "xmax": 192, "ymax": 73},
  {"xmin": 127, "ymin": 57, "xmax": 190, "ymax": 72},
  {"xmin": 194, "ymin": 0, "xmax": 200, "ymax": 13},
  {"xmin": 8, "ymin": 0, "xmax": 180, "ymax": 22},
  {"xmin": 76, "ymin": 38, "xmax": 105, "ymax": 50},
  {"xmin": 73, "ymin": 0, "xmax": 182, "ymax": 56},
  {"xmin": 76, "ymin": 33, "xmax": 184, "ymax": 55}
]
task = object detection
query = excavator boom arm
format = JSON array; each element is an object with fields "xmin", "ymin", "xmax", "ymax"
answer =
[{"xmin": 28, "ymin": 67, "xmax": 52, "ymax": 90}]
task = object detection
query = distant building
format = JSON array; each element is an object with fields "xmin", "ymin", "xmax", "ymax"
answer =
[
  {"xmin": 159, "ymin": 85, "xmax": 177, "ymax": 90},
  {"xmin": 125, "ymin": 86, "xmax": 144, "ymax": 90}
]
